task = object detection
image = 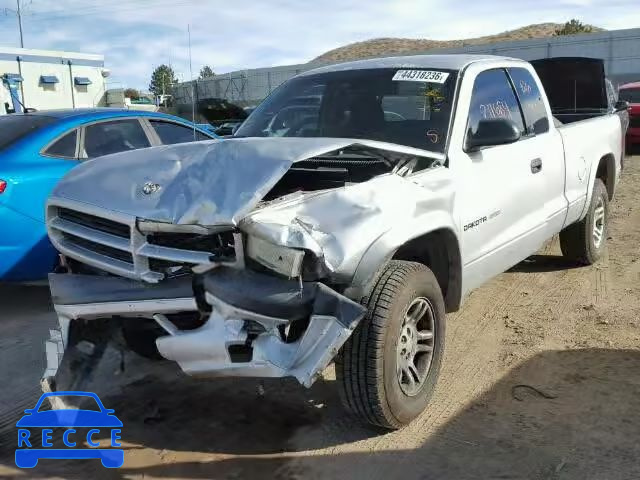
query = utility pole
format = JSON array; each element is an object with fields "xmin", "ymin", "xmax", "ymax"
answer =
[
  {"xmin": 188, "ymin": 24, "xmax": 196, "ymax": 132},
  {"xmin": 16, "ymin": 0, "xmax": 24, "ymax": 48},
  {"xmin": 4, "ymin": 0, "xmax": 28, "ymax": 47}
]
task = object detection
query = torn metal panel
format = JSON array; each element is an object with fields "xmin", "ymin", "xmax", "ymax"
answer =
[
  {"xmin": 156, "ymin": 271, "xmax": 365, "ymax": 387},
  {"xmin": 240, "ymin": 167, "xmax": 455, "ymax": 281},
  {"xmin": 50, "ymin": 137, "xmax": 444, "ymax": 227}
]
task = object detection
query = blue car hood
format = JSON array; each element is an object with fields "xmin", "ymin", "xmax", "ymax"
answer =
[{"xmin": 50, "ymin": 137, "xmax": 443, "ymax": 226}]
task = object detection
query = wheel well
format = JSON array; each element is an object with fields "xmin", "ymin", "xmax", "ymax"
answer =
[
  {"xmin": 596, "ymin": 154, "xmax": 616, "ymax": 200},
  {"xmin": 393, "ymin": 229, "xmax": 462, "ymax": 313}
]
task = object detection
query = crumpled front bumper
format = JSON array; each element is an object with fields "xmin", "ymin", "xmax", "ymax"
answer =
[{"xmin": 43, "ymin": 270, "xmax": 365, "ymax": 391}]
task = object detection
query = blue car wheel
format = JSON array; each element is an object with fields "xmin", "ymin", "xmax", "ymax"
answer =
[
  {"xmin": 100, "ymin": 449, "xmax": 124, "ymax": 468},
  {"xmin": 15, "ymin": 450, "xmax": 39, "ymax": 468}
]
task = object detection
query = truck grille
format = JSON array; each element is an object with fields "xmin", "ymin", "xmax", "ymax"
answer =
[
  {"xmin": 58, "ymin": 208, "xmax": 131, "ymax": 238},
  {"xmin": 47, "ymin": 201, "xmax": 236, "ymax": 283}
]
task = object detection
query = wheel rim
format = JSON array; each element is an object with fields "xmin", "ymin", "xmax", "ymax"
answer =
[
  {"xmin": 593, "ymin": 196, "xmax": 606, "ymax": 249},
  {"xmin": 396, "ymin": 297, "xmax": 436, "ymax": 397}
]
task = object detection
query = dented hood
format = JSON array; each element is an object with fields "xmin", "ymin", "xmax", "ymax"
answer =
[{"xmin": 51, "ymin": 137, "xmax": 442, "ymax": 226}]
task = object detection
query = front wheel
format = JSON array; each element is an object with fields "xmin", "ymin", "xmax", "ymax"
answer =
[
  {"xmin": 560, "ymin": 178, "xmax": 609, "ymax": 265},
  {"xmin": 336, "ymin": 260, "xmax": 446, "ymax": 429}
]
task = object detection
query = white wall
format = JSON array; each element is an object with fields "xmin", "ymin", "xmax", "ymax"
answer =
[{"xmin": 0, "ymin": 47, "xmax": 106, "ymax": 112}]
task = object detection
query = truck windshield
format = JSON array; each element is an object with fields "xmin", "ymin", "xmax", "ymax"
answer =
[
  {"xmin": 236, "ymin": 68, "xmax": 458, "ymax": 153},
  {"xmin": 619, "ymin": 88, "xmax": 640, "ymax": 104},
  {"xmin": 0, "ymin": 115, "xmax": 56, "ymax": 152}
]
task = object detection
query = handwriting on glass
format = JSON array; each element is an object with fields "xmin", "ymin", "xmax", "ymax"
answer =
[
  {"xmin": 519, "ymin": 80, "xmax": 532, "ymax": 95},
  {"xmin": 479, "ymin": 100, "xmax": 513, "ymax": 120}
]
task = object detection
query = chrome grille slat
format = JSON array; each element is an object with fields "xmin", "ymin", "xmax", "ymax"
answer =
[
  {"xmin": 56, "ymin": 237, "xmax": 140, "ymax": 279},
  {"xmin": 49, "ymin": 217, "xmax": 131, "ymax": 253},
  {"xmin": 138, "ymin": 244, "xmax": 212, "ymax": 265},
  {"xmin": 47, "ymin": 200, "xmax": 234, "ymax": 283},
  {"xmin": 58, "ymin": 208, "xmax": 130, "ymax": 238}
]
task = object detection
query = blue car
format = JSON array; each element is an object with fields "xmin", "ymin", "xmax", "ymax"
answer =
[
  {"xmin": 0, "ymin": 109, "xmax": 217, "ymax": 281},
  {"xmin": 16, "ymin": 391, "xmax": 124, "ymax": 468}
]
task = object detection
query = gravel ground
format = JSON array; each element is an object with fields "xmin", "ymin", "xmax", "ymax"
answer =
[{"xmin": 0, "ymin": 155, "xmax": 639, "ymax": 480}]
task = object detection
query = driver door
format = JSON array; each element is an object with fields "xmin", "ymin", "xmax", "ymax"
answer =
[{"xmin": 455, "ymin": 68, "xmax": 549, "ymax": 290}]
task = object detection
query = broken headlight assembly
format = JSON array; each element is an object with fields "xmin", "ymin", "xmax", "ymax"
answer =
[{"xmin": 245, "ymin": 235, "xmax": 330, "ymax": 281}]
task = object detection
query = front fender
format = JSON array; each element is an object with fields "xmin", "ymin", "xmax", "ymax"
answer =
[{"xmin": 344, "ymin": 210, "xmax": 460, "ymax": 301}]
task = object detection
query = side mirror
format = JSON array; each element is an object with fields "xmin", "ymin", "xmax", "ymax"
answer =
[
  {"xmin": 614, "ymin": 100, "xmax": 630, "ymax": 112},
  {"xmin": 465, "ymin": 118, "xmax": 522, "ymax": 152}
]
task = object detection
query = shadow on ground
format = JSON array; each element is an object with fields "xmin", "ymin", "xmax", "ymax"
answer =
[
  {"xmin": 2, "ymin": 348, "xmax": 638, "ymax": 479},
  {"xmin": 508, "ymin": 254, "xmax": 585, "ymax": 273}
]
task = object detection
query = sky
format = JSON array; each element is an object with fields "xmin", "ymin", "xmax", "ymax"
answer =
[{"xmin": 0, "ymin": 0, "xmax": 638, "ymax": 90}]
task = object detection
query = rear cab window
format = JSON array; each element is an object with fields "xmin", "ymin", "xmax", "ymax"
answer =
[
  {"xmin": 0, "ymin": 115, "xmax": 56, "ymax": 152},
  {"xmin": 467, "ymin": 68, "xmax": 525, "ymax": 138}
]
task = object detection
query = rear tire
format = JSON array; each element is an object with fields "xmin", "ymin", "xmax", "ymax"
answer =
[
  {"xmin": 560, "ymin": 178, "xmax": 609, "ymax": 265},
  {"xmin": 336, "ymin": 260, "xmax": 446, "ymax": 429}
]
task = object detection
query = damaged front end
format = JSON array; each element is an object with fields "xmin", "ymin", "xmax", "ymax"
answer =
[
  {"xmin": 43, "ymin": 256, "xmax": 364, "ymax": 393},
  {"xmin": 43, "ymin": 137, "xmax": 445, "ymax": 393}
]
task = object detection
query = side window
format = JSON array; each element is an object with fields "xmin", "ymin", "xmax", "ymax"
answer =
[
  {"xmin": 84, "ymin": 119, "xmax": 150, "ymax": 159},
  {"xmin": 150, "ymin": 120, "xmax": 210, "ymax": 144},
  {"xmin": 467, "ymin": 69, "xmax": 525, "ymax": 137},
  {"xmin": 507, "ymin": 68, "xmax": 549, "ymax": 134},
  {"xmin": 44, "ymin": 130, "xmax": 78, "ymax": 158}
]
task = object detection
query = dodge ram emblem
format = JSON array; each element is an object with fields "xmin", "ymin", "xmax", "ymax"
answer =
[{"xmin": 142, "ymin": 182, "xmax": 161, "ymax": 195}]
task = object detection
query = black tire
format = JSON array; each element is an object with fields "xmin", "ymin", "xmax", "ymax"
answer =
[
  {"xmin": 559, "ymin": 178, "xmax": 609, "ymax": 265},
  {"xmin": 336, "ymin": 260, "xmax": 446, "ymax": 429}
]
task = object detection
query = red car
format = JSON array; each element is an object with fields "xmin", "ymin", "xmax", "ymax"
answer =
[{"xmin": 619, "ymin": 82, "xmax": 640, "ymax": 152}]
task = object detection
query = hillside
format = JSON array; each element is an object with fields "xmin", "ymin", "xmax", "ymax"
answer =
[{"xmin": 312, "ymin": 23, "xmax": 603, "ymax": 64}]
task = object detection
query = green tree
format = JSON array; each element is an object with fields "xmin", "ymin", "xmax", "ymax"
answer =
[
  {"xmin": 199, "ymin": 65, "xmax": 215, "ymax": 79},
  {"xmin": 149, "ymin": 64, "xmax": 177, "ymax": 96},
  {"xmin": 124, "ymin": 88, "xmax": 140, "ymax": 99},
  {"xmin": 554, "ymin": 19, "xmax": 594, "ymax": 36}
]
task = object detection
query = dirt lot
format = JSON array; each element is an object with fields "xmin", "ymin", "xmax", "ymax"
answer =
[{"xmin": 0, "ymin": 156, "xmax": 639, "ymax": 480}]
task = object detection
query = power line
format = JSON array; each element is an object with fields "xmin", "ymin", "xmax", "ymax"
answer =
[{"xmin": 21, "ymin": 0, "xmax": 202, "ymax": 24}]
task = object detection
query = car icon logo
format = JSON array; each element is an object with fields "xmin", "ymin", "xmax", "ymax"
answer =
[{"xmin": 15, "ymin": 391, "xmax": 123, "ymax": 469}]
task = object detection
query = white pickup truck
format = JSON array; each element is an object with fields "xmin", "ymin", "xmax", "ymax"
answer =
[{"xmin": 42, "ymin": 54, "xmax": 625, "ymax": 429}]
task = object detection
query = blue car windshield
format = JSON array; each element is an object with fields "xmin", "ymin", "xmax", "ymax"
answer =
[
  {"xmin": 235, "ymin": 67, "xmax": 458, "ymax": 153},
  {"xmin": 0, "ymin": 115, "xmax": 56, "ymax": 152},
  {"xmin": 37, "ymin": 395, "xmax": 101, "ymax": 412}
]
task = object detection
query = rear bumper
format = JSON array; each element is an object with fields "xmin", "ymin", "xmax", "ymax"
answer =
[{"xmin": 44, "ymin": 270, "xmax": 365, "ymax": 389}]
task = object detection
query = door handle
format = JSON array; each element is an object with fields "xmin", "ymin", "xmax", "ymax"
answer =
[{"xmin": 530, "ymin": 158, "xmax": 542, "ymax": 174}]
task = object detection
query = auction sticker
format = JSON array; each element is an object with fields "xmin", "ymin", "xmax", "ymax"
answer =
[{"xmin": 392, "ymin": 70, "xmax": 449, "ymax": 83}]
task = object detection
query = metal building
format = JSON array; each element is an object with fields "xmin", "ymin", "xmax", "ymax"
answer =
[{"xmin": 174, "ymin": 27, "xmax": 640, "ymax": 107}]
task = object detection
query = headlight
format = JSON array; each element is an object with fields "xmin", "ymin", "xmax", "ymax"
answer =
[{"xmin": 246, "ymin": 235, "xmax": 305, "ymax": 278}]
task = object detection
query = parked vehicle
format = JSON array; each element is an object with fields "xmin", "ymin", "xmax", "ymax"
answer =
[
  {"xmin": 0, "ymin": 109, "xmax": 217, "ymax": 281},
  {"xmin": 42, "ymin": 55, "xmax": 624, "ymax": 429},
  {"xmin": 619, "ymin": 82, "xmax": 640, "ymax": 152},
  {"xmin": 195, "ymin": 98, "xmax": 249, "ymax": 135}
]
